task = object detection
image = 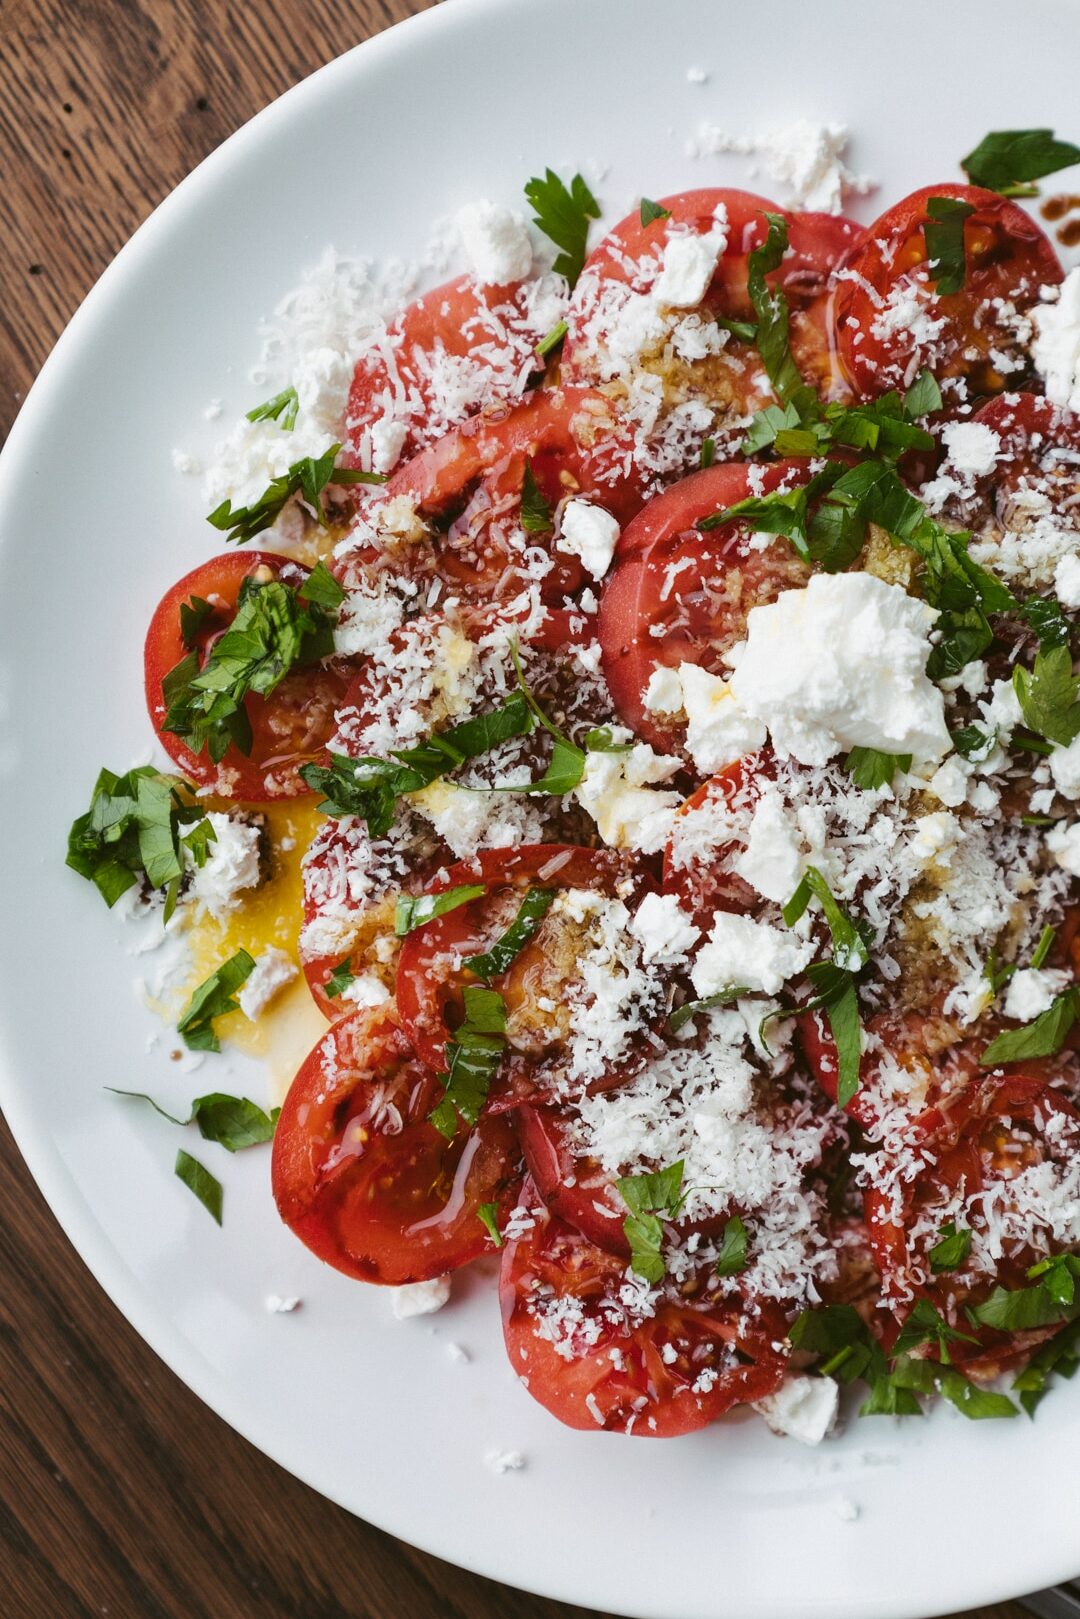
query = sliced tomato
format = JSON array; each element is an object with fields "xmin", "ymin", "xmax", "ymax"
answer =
[
  {"xmin": 394, "ymin": 844, "xmax": 649, "ymax": 1101},
  {"xmin": 517, "ymin": 1104, "xmax": 630, "ymax": 1255},
  {"xmin": 144, "ymin": 551, "xmax": 352, "ymax": 802},
  {"xmin": 271, "ymin": 1007, "xmax": 522, "ymax": 1284},
  {"xmin": 563, "ymin": 190, "xmax": 860, "ymax": 403},
  {"xmin": 661, "ymin": 756, "xmax": 773, "ymax": 930},
  {"xmin": 348, "ymin": 386, "xmax": 643, "ymax": 603},
  {"xmin": 830, "ymin": 184, "xmax": 1062, "ymax": 400},
  {"xmin": 344, "ymin": 275, "xmax": 550, "ymax": 470},
  {"xmin": 598, "ymin": 460, "xmax": 812, "ymax": 751},
  {"xmin": 969, "ymin": 391, "xmax": 1080, "ymax": 535},
  {"xmin": 500, "ymin": 1193, "xmax": 786, "ymax": 1435}
]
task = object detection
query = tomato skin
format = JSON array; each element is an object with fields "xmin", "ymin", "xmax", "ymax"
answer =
[
  {"xmin": 395, "ymin": 844, "xmax": 643, "ymax": 1092},
  {"xmin": 271, "ymin": 1007, "xmax": 522, "ymax": 1284},
  {"xmin": 598, "ymin": 460, "xmax": 812, "ymax": 752},
  {"xmin": 661, "ymin": 757, "xmax": 772, "ymax": 931},
  {"xmin": 500, "ymin": 1192, "xmax": 785, "ymax": 1436},
  {"xmin": 517, "ymin": 1104, "xmax": 630, "ymax": 1256},
  {"xmin": 830, "ymin": 184, "xmax": 1062, "ymax": 399},
  {"xmin": 344, "ymin": 274, "xmax": 545, "ymax": 469},
  {"xmin": 144, "ymin": 551, "xmax": 352, "ymax": 802}
]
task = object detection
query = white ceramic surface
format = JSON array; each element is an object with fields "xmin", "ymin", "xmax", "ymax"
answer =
[{"xmin": 2, "ymin": 2, "xmax": 1080, "ymax": 1614}]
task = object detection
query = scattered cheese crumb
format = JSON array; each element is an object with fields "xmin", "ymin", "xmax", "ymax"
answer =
[
  {"xmin": 1046, "ymin": 820, "xmax": 1080, "ymax": 876},
  {"xmin": 1055, "ymin": 552, "xmax": 1080, "ymax": 608},
  {"xmin": 238, "ymin": 947, "xmax": 298, "ymax": 1020},
  {"xmin": 558, "ymin": 500, "xmax": 621, "ymax": 579},
  {"xmin": 629, "ymin": 892, "xmax": 700, "ymax": 964},
  {"xmin": 189, "ymin": 813, "xmax": 262, "ymax": 921},
  {"xmin": 1003, "ymin": 967, "xmax": 1071, "ymax": 1023},
  {"xmin": 833, "ymin": 1495, "xmax": 860, "ymax": 1523},
  {"xmin": 692, "ymin": 912, "xmax": 814, "ymax": 997},
  {"xmin": 754, "ymin": 1375, "xmax": 839, "ymax": 1445},
  {"xmin": 484, "ymin": 1448, "xmax": 526, "ymax": 1474},
  {"xmin": 265, "ymin": 1294, "xmax": 301, "ymax": 1314},
  {"xmin": 455, "ymin": 199, "xmax": 534, "ymax": 286},
  {"xmin": 390, "ymin": 1277, "xmax": 452, "ymax": 1319},
  {"xmin": 446, "ymin": 1342, "xmax": 470, "ymax": 1364},
  {"xmin": 1032, "ymin": 268, "xmax": 1080, "ymax": 413}
]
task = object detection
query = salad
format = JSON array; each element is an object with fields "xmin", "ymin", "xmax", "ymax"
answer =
[{"xmin": 67, "ymin": 124, "xmax": 1080, "ymax": 1443}]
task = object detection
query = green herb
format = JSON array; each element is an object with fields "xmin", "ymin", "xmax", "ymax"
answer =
[
  {"xmin": 536, "ymin": 319, "xmax": 568, "ymax": 359},
  {"xmin": 982, "ymin": 947, "xmax": 1016, "ymax": 997},
  {"xmin": 929, "ymin": 1221, "xmax": 973, "ymax": 1274},
  {"xmin": 493, "ymin": 643, "xmax": 586, "ymax": 795},
  {"xmin": 714, "ymin": 1215, "xmax": 748, "ymax": 1277},
  {"xmin": 1012, "ymin": 1317, "xmax": 1080, "ymax": 1415},
  {"xmin": 524, "ymin": 168, "xmax": 600, "ymax": 287},
  {"xmin": 180, "ymin": 595, "xmax": 214, "ymax": 649},
  {"xmin": 783, "ymin": 867, "xmax": 869, "ymax": 973},
  {"xmin": 971, "ymin": 1254, "xmax": 1080, "ymax": 1332},
  {"xmin": 298, "ymin": 559, "xmax": 346, "ymax": 610},
  {"xmin": 520, "ymin": 459, "xmax": 554, "ymax": 533},
  {"xmin": 394, "ymin": 884, "xmax": 486, "ymax": 936},
  {"xmin": 639, "ymin": 196, "xmax": 671, "ymax": 226},
  {"xmin": 1030, "ymin": 924, "xmax": 1057, "ymax": 971},
  {"xmin": 162, "ymin": 574, "xmax": 338, "ymax": 764},
  {"xmin": 903, "ymin": 368, "xmax": 944, "ymax": 419},
  {"xmin": 467, "ymin": 886, "xmax": 555, "ymax": 981},
  {"xmin": 746, "ymin": 382, "xmax": 939, "ymax": 464},
  {"xmin": 300, "ymin": 691, "xmax": 535, "ymax": 832},
  {"xmin": 246, "ymin": 385, "xmax": 299, "ymax": 430},
  {"xmin": 980, "ymin": 987, "xmax": 1080, "ymax": 1066},
  {"xmin": 207, "ymin": 442, "xmax": 385, "ymax": 545},
  {"xmin": 176, "ymin": 950, "xmax": 255, "ymax": 1053},
  {"xmin": 962, "ymin": 129, "xmax": 1080, "ymax": 197},
  {"xmin": 1023, "ymin": 597, "xmax": 1072, "ymax": 649},
  {"xmin": 844, "ymin": 747, "xmax": 911, "ymax": 790},
  {"xmin": 668, "ymin": 985, "xmax": 749, "ymax": 1034},
  {"xmin": 1013, "ymin": 645, "xmax": 1080, "ymax": 747},
  {"xmin": 582, "ymin": 726, "xmax": 632, "ymax": 753},
  {"xmin": 924, "ymin": 196, "xmax": 975, "ymax": 296},
  {"xmin": 950, "ymin": 723, "xmax": 996, "ymax": 762},
  {"xmin": 713, "ymin": 314, "xmax": 758, "ymax": 342},
  {"xmin": 892, "ymin": 1298, "xmax": 977, "ymax": 1362},
  {"xmin": 807, "ymin": 961, "xmax": 863, "ymax": 1109},
  {"xmin": 66, "ymin": 766, "xmax": 214, "ymax": 912},
  {"xmin": 108, "ymin": 1087, "xmax": 278, "ymax": 1151},
  {"xmin": 429, "ymin": 984, "xmax": 507, "ymax": 1138},
  {"xmin": 477, "ymin": 1202, "xmax": 504, "ymax": 1247},
  {"xmin": 616, "ymin": 1161, "xmax": 685, "ymax": 1283},
  {"xmin": 174, "ymin": 1149, "xmax": 223, "ymax": 1225},
  {"xmin": 324, "ymin": 959, "xmax": 357, "ymax": 1000},
  {"xmin": 699, "ymin": 436, "xmax": 716, "ymax": 469},
  {"xmin": 696, "ymin": 463, "xmax": 844, "ymax": 559},
  {"xmin": 888, "ymin": 1355, "xmax": 1018, "ymax": 1420},
  {"xmin": 745, "ymin": 211, "xmax": 804, "ymax": 405}
]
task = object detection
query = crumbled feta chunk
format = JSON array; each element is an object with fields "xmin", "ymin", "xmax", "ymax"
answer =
[
  {"xmin": 928, "ymin": 755, "xmax": 969, "ymax": 809},
  {"xmin": 265, "ymin": 1293, "xmax": 301, "ymax": 1314},
  {"xmin": 643, "ymin": 663, "xmax": 684, "ymax": 716},
  {"xmin": 455, "ymin": 199, "xmax": 533, "ymax": 285},
  {"xmin": 678, "ymin": 663, "xmax": 767, "ymax": 772},
  {"xmin": 1055, "ymin": 552, "xmax": 1080, "ymax": 608},
  {"xmin": 1050, "ymin": 734, "xmax": 1080, "ymax": 800},
  {"xmin": 629, "ymin": 892, "xmax": 700, "ymax": 964},
  {"xmin": 1047, "ymin": 820, "xmax": 1080, "ymax": 876},
  {"xmin": 340, "ymin": 971, "xmax": 392, "ymax": 1009},
  {"xmin": 189, "ymin": 813, "xmax": 262, "ymax": 921},
  {"xmin": 558, "ymin": 500, "xmax": 621, "ymax": 579},
  {"xmin": 653, "ymin": 207, "xmax": 728, "ymax": 307},
  {"xmin": 1003, "ymin": 967, "xmax": 1072, "ymax": 1023},
  {"xmin": 574, "ymin": 747, "xmax": 682, "ymax": 852},
  {"xmin": 754, "ymin": 1374, "xmax": 839, "ymax": 1445},
  {"xmin": 692, "ymin": 912, "xmax": 814, "ymax": 998},
  {"xmin": 370, "ymin": 417, "xmax": 409, "ymax": 475},
  {"xmin": 484, "ymin": 1448, "xmax": 526, "ymax": 1474},
  {"xmin": 939, "ymin": 420, "xmax": 1000, "ymax": 478},
  {"xmin": 731, "ymin": 788, "xmax": 807, "ymax": 904},
  {"xmin": 238, "ymin": 947, "xmax": 298, "ymax": 1020},
  {"xmin": 1032, "ymin": 268, "xmax": 1080, "ymax": 413},
  {"xmin": 391, "ymin": 1277, "xmax": 452, "ymax": 1319}
]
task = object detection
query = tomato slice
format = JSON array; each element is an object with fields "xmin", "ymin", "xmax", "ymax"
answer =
[
  {"xmin": 341, "ymin": 386, "xmax": 643, "ymax": 604},
  {"xmin": 597, "ymin": 460, "xmax": 812, "ymax": 751},
  {"xmin": 271, "ymin": 1006, "xmax": 522, "ymax": 1284},
  {"xmin": 344, "ymin": 274, "xmax": 553, "ymax": 470},
  {"xmin": 661, "ymin": 757, "xmax": 772, "ymax": 930},
  {"xmin": 830, "ymin": 184, "xmax": 1062, "ymax": 400},
  {"xmin": 394, "ymin": 844, "xmax": 650, "ymax": 1101},
  {"xmin": 144, "ymin": 551, "xmax": 352, "ymax": 802},
  {"xmin": 517, "ymin": 1103, "xmax": 630, "ymax": 1255},
  {"xmin": 500, "ymin": 1192, "xmax": 786, "ymax": 1435},
  {"xmin": 563, "ymin": 190, "xmax": 860, "ymax": 406}
]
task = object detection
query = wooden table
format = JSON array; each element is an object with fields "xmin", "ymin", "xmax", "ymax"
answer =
[{"xmin": 0, "ymin": 2, "xmax": 1042, "ymax": 1615}]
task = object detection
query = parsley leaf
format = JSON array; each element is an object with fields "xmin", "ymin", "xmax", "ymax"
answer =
[
  {"xmin": 667, "ymin": 985, "xmax": 748, "ymax": 1034},
  {"xmin": 745, "ymin": 211, "xmax": 804, "ymax": 404},
  {"xmin": 246, "ymin": 385, "xmax": 299, "ymax": 430},
  {"xmin": 493, "ymin": 642, "xmax": 586, "ymax": 795},
  {"xmin": 162, "ymin": 574, "xmax": 337, "ymax": 764},
  {"xmin": 1031, "ymin": 924, "xmax": 1057, "ymax": 971},
  {"xmin": 109, "ymin": 1087, "xmax": 278, "ymax": 1151},
  {"xmin": 298, "ymin": 559, "xmax": 346, "ymax": 610},
  {"xmin": 1013, "ymin": 645, "xmax": 1080, "ymax": 747},
  {"xmin": 180, "ymin": 595, "xmax": 214, "ymax": 649},
  {"xmin": 893, "ymin": 1298, "xmax": 977, "ymax": 1362},
  {"xmin": 903, "ymin": 368, "xmax": 943, "ymax": 420},
  {"xmin": 699, "ymin": 436, "xmax": 716, "ymax": 469},
  {"xmin": 844, "ymin": 747, "xmax": 911, "ymax": 790},
  {"xmin": 980, "ymin": 986, "xmax": 1080, "ymax": 1066},
  {"xmin": 616, "ymin": 1161, "xmax": 685, "ymax": 1283},
  {"xmin": 207, "ymin": 442, "xmax": 384, "ymax": 545},
  {"xmin": 524, "ymin": 168, "xmax": 600, "ymax": 287},
  {"xmin": 639, "ymin": 196, "xmax": 671, "ymax": 226},
  {"xmin": 477, "ymin": 1202, "xmax": 504, "ymax": 1247},
  {"xmin": 174, "ymin": 1149, "xmax": 223, "ymax": 1224},
  {"xmin": 395, "ymin": 884, "xmax": 486, "ymax": 936},
  {"xmin": 971, "ymin": 1256, "xmax": 1080, "ymax": 1332},
  {"xmin": 520, "ymin": 459, "xmax": 554, "ymax": 533},
  {"xmin": 324, "ymin": 959, "xmax": 357, "ymax": 1000},
  {"xmin": 962, "ymin": 129, "xmax": 1080, "ymax": 197},
  {"xmin": 929, "ymin": 1222, "xmax": 973, "ymax": 1274},
  {"xmin": 807, "ymin": 962, "xmax": 863, "ymax": 1109},
  {"xmin": 924, "ymin": 196, "xmax": 975, "ymax": 296},
  {"xmin": 1023, "ymin": 596, "xmax": 1072, "ymax": 649},
  {"xmin": 951, "ymin": 723, "xmax": 997, "ymax": 762},
  {"xmin": 783, "ymin": 867, "xmax": 869, "ymax": 973},
  {"xmin": 67, "ymin": 765, "xmax": 214, "ymax": 911},
  {"xmin": 429, "ymin": 984, "xmax": 507, "ymax": 1138},
  {"xmin": 536, "ymin": 319, "xmax": 568, "ymax": 359},
  {"xmin": 467, "ymin": 886, "xmax": 555, "ymax": 982},
  {"xmin": 176, "ymin": 950, "xmax": 255, "ymax": 1053},
  {"xmin": 714, "ymin": 1215, "xmax": 748, "ymax": 1277},
  {"xmin": 581, "ymin": 726, "xmax": 632, "ymax": 753},
  {"xmin": 1012, "ymin": 1316, "xmax": 1080, "ymax": 1415}
]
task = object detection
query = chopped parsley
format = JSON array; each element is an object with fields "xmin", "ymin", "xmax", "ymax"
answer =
[
  {"xmin": 523, "ymin": 168, "xmax": 600, "ymax": 287},
  {"xmin": 246, "ymin": 385, "xmax": 299, "ymax": 430},
  {"xmin": 783, "ymin": 867, "xmax": 870, "ymax": 973},
  {"xmin": 66, "ymin": 765, "xmax": 215, "ymax": 920},
  {"xmin": 298, "ymin": 558, "xmax": 346, "ymax": 610},
  {"xmin": 929, "ymin": 1222, "xmax": 973, "ymax": 1274},
  {"xmin": 714, "ymin": 1215, "xmax": 748, "ymax": 1278},
  {"xmin": 179, "ymin": 595, "xmax": 214, "ymax": 649},
  {"xmin": 324, "ymin": 959, "xmax": 357, "ymax": 1000},
  {"xmin": 971, "ymin": 1253, "xmax": 1080, "ymax": 1333},
  {"xmin": 1012, "ymin": 644, "xmax": 1080, "ymax": 747},
  {"xmin": 616, "ymin": 1161, "xmax": 685, "ymax": 1284},
  {"xmin": 639, "ymin": 196, "xmax": 671, "ymax": 227},
  {"xmin": 174, "ymin": 1149, "xmax": 223, "ymax": 1225},
  {"xmin": 962, "ymin": 128, "xmax": 1080, "ymax": 197},
  {"xmin": 1012, "ymin": 1316, "xmax": 1080, "ymax": 1416},
  {"xmin": 109, "ymin": 1087, "xmax": 278, "ymax": 1151},
  {"xmin": 745, "ymin": 211, "xmax": 805, "ymax": 405},
  {"xmin": 924, "ymin": 196, "xmax": 975, "ymax": 296},
  {"xmin": 162, "ymin": 572, "xmax": 338, "ymax": 765},
  {"xmin": 668, "ymin": 985, "xmax": 749, "ymax": 1034},
  {"xmin": 536, "ymin": 319, "xmax": 568, "ymax": 359},
  {"xmin": 429, "ymin": 985, "xmax": 507, "ymax": 1138},
  {"xmin": 699, "ymin": 436, "xmax": 716, "ymax": 469},
  {"xmin": 980, "ymin": 986, "xmax": 1080, "ymax": 1066},
  {"xmin": 207, "ymin": 442, "xmax": 385, "ymax": 545},
  {"xmin": 520, "ymin": 459, "xmax": 554, "ymax": 533},
  {"xmin": 395, "ymin": 884, "xmax": 486, "ymax": 936},
  {"xmin": 176, "ymin": 950, "xmax": 255, "ymax": 1053},
  {"xmin": 783, "ymin": 869, "xmax": 869, "ymax": 1108},
  {"xmin": 477, "ymin": 1201, "xmax": 504, "ymax": 1247},
  {"xmin": 467, "ymin": 886, "xmax": 555, "ymax": 982},
  {"xmin": 843, "ymin": 747, "xmax": 911, "ymax": 790}
]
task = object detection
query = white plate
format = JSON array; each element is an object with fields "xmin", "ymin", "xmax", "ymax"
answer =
[{"xmin": 2, "ymin": 1, "xmax": 1079, "ymax": 1614}]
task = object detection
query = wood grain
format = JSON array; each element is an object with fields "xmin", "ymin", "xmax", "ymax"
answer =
[{"xmin": 0, "ymin": 2, "xmax": 1043, "ymax": 1616}]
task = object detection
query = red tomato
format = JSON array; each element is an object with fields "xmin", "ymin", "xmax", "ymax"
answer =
[
  {"xmin": 517, "ymin": 1104, "xmax": 630, "ymax": 1256},
  {"xmin": 598, "ymin": 460, "xmax": 812, "ymax": 751},
  {"xmin": 500, "ymin": 1193, "xmax": 786, "ymax": 1435},
  {"xmin": 563, "ymin": 190, "xmax": 860, "ymax": 403},
  {"xmin": 830, "ymin": 184, "xmax": 1062, "ymax": 400},
  {"xmin": 395, "ymin": 844, "xmax": 646, "ymax": 1100},
  {"xmin": 344, "ymin": 275, "xmax": 548, "ymax": 469},
  {"xmin": 144, "ymin": 551, "xmax": 352, "ymax": 802},
  {"xmin": 661, "ymin": 756, "xmax": 772, "ymax": 931},
  {"xmin": 271, "ymin": 1007, "xmax": 522, "ymax": 1284},
  {"xmin": 970, "ymin": 390, "xmax": 1080, "ymax": 523},
  {"xmin": 351, "ymin": 386, "xmax": 643, "ymax": 604}
]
